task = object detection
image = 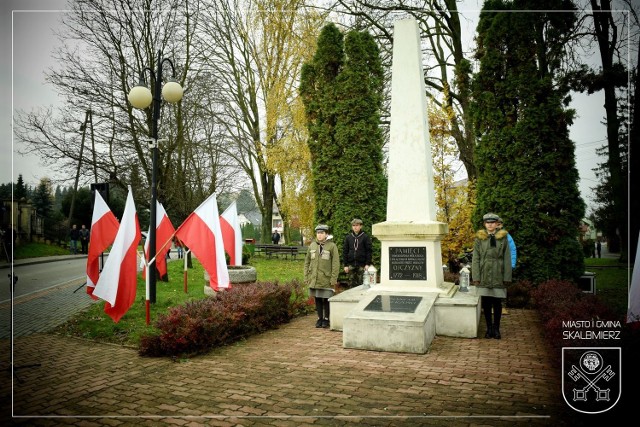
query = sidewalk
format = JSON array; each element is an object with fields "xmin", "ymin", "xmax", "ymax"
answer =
[
  {"xmin": 3, "ymin": 309, "xmax": 576, "ymax": 426},
  {"xmin": 0, "ymin": 255, "xmax": 95, "ymax": 340},
  {"xmin": 0, "ymin": 257, "xmax": 614, "ymax": 425}
]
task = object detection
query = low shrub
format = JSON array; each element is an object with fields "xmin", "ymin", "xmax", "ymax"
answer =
[
  {"xmin": 139, "ymin": 281, "xmax": 294, "ymax": 357},
  {"xmin": 530, "ymin": 279, "xmax": 618, "ymax": 349},
  {"xmin": 242, "ymin": 245, "xmax": 252, "ymax": 264},
  {"xmin": 287, "ymin": 278, "xmax": 313, "ymax": 316},
  {"xmin": 506, "ymin": 280, "xmax": 535, "ymax": 308}
]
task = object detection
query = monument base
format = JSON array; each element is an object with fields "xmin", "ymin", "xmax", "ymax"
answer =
[
  {"xmin": 372, "ymin": 221, "xmax": 448, "ymax": 291},
  {"xmin": 329, "ymin": 285, "xmax": 371, "ymax": 331},
  {"xmin": 372, "ymin": 280, "xmax": 456, "ymax": 297},
  {"xmin": 434, "ymin": 286, "xmax": 481, "ymax": 338},
  {"xmin": 342, "ymin": 291, "xmax": 437, "ymax": 354},
  {"xmin": 331, "ymin": 285, "xmax": 481, "ymax": 349}
]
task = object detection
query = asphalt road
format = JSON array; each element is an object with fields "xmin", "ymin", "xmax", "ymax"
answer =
[{"xmin": 0, "ymin": 256, "xmax": 87, "ymax": 303}]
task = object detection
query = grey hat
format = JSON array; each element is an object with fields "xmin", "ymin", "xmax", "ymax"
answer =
[
  {"xmin": 351, "ymin": 218, "xmax": 363, "ymax": 225},
  {"xmin": 482, "ymin": 213, "xmax": 500, "ymax": 223},
  {"xmin": 315, "ymin": 224, "xmax": 329, "ymax": 232}
]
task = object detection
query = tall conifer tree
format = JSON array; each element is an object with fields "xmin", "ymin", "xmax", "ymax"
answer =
[
  {"xmin": 15, "ymin": 175, "xmax": 28, "ymax": 200},
  {"xmin": 471, "ymin": 1, "xmax": 585, "ymax": 282},
  {"xmin": 300, "ymin": 23, "xmax": 344, "ymax": 227},
  {"xmin": 301, "ymin": 25, "xmax": 387, "ymax": 262}
]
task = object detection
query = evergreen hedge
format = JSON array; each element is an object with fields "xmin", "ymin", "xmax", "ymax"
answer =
[
  {"xmin": 300, "ymin": 24, "xmax": 386, "ymax": 266},
  {"xmin": 471, "ymin": 2, "xmax": 585, "ymax": 283}
]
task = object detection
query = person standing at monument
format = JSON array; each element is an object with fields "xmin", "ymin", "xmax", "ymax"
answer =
[
  {"xmin": 342, "ymin": 218, "xmax": 373, "ymax": 289},
  {"xmin": 472, "ymin": 213, "xmax": 512, "ymax": 339},
  {"xmin": 305, "ymin": 224, "xmax": 340, "ymax": 328}
]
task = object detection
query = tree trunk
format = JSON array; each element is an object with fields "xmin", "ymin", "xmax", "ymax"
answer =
[
  {"xmin": 630, "ymin": 47, "xmax": 639, "ymax": 260},
  {"xmin": 591, "ymin": 0, "xmax": 628, "ymax": 259}
]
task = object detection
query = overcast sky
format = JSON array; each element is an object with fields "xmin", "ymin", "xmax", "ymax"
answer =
[
  {"xmin": 1, "ymin": 1, "xmax": 614, "ymax": 209},
  {"xmin": 2, "ymin": 0, "xmax": 68, "ymax": 188}
]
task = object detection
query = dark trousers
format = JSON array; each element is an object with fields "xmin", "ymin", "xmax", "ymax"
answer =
[
  {"xmin": 345, "ymin": 265, "xmax": 365, "ymax": 288},
  {"xmin": 315, "ymin": 297, "xmax": 330, "ymax": 320},
  {"xmin": 481, "ymin": 296, "xmax": 502, "ymax": 328}
]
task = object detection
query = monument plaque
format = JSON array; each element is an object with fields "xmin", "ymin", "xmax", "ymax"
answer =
[
  {"xmin": 364, "ymin": 295, "xmax": 422, "ymax": 313},
  {"xmin": 389, "ymin": 247, "xmax": 426, "ymax": 280}
]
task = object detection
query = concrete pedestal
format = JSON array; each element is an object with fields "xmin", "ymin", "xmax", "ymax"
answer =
[
  {"xmin": 330, "ymin": 285, "xmax": 481, "ymax": 339},
  {"xmin": 329, "ymin": 285, "xmax": 371, "ymax": 331},
  {"xmin": 342, "ymin": 291, "xmax": 437, "ymax": 354},
  {"xmin": 434, "ymin": 286, "xmax": 481, "ymax": 338},
  {"xmin": 372, "ymin": 221, "xmax": 448, "ymax": 292}
]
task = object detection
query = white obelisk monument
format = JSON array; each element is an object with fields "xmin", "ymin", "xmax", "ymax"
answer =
[
  {"xmin": 372, "ymin": 18, "xmax": 451, "ymax": 295},
  {"xmin": 341, "ymin": 19, "xmax": 478, "ymax": 354}
]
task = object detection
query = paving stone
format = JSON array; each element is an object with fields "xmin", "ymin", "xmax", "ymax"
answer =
[{"xmin": 1, "ymin": 276, "xmax": 582, "ymax": 426}]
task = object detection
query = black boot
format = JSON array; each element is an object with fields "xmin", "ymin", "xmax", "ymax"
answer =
[
  {"xmin": 315, "ymin": 298, "xmax": 323, "ymax": 328},
  {"xmin": 493, "ymin": 299, "xmax": 502, "ymax": 339},
  {"xmin": 482, "ymin": 297, "xmax": 493, "ymax": 338},
  {"xmin": 493, "ymin": 326, "xmax": 501, "ymax": 339},
  {"xmin": 485, "ymin": 324, "xmax": 494, "ymax": 338},
  {"xmin": 322, "ymin": 299, "xmax": 330, "ymax": 328}
]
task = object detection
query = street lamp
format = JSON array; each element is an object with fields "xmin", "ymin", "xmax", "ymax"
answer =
[{"xmin": 128, "ymin": 50, "xmax": 183, "ymax": 304}]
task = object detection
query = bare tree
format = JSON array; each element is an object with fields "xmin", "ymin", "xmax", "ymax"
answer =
[
  {"xmin": 14, "ymin": 0, "xmax": 237, "ymax": 222},
  {"xmin": 569, "ymin": 0, "xmax": 639, "ymax": 258},
  {"xmin": 198, "ymin": 0, "xmax": 322, "ymax": 242}
]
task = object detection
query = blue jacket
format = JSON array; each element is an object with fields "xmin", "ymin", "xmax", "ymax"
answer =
[{"xmin": 507, "ymin": 233, "xmax": 516, "ymax": 269}]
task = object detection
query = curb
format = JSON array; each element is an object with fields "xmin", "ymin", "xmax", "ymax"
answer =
[{"xmin": 0, "ymin": 255, "xmax": 88, "ymax": 270}]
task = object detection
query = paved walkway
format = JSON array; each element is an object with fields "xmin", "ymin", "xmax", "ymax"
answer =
[{"xmin": 0, "ymin": 254, "xmax": 625, "ymax": 426}]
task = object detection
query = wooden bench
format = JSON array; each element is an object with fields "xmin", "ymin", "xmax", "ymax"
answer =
[
  {"xmin": 254, "ymin": 244, "xmax": 275, "ymax": 256},
  {"xmin": 254, "ymin": 244, "xmax": 307, "ymax": 259},
  {"xmin": 265, "ymin": 245, "xmax": 299, "ymax": 259}
]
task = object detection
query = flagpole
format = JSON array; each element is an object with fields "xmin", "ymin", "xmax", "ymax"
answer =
[
  {"xmin": 145, "ymin": 262, "xmax": 150, "ymax": 325},
  {"xmin": 184, "ymin": 249, "xmax": 189, "ymax": 293}
]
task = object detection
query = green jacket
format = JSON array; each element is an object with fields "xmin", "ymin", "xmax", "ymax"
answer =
[
  {"xmin": 472, "ymin": 229, "xmax": 512, "ymax": 289},
  {"xmin": 304, "ymin": 239, "xmax": 340, "ymax": 289}
]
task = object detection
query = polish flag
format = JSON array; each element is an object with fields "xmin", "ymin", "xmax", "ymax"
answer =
[
  {"xmin": 176, "ymin": 193, "xmax": 229, "ymax": 290},
  {"xmin": 86, "ymin": 191, "xmax": 119, "ymax": 300},
  {"xmin": 220, "ymin": 201, "xmax": 243, "ymax": 266},
  {"xmin": 93, "ymin": 187, "xmax": 141, "ymax": 322},
  {"xmin": 141, "ymin": 202, "xmax": 175, "ymax": 279}
]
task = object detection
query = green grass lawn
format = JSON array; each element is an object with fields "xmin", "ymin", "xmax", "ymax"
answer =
[
  {"xmin": 49, "ymin": 249, "xmax": 634, "ymax": 345},
  {"xmin": 53, "ymin": 254, "xmax": 305, "ymax": 347},
  {"xmin": 247, "ymin": 256, "xmax": 304, "ymax": 283},
  {"xmin": 584, "ymin": 257, "xmax": 631, "ymax": 319},
  {"xmin": 13, "ymin": 242, "xmax": 70, "ymax": 259}
]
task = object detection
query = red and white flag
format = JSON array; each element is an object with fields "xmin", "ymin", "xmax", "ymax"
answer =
[
  {"xmin": 141, "ymin": 201, "xmax": 175, "ymax": 279},
  {"xmin": 176, "ymin": 193, "xmax": 229, "ymax": 290},
  {"xmin": 93, "ymin": 187, "xmax": 141, "ymax": 322},
  {"xmin": 86, "ymin": 191, "xmax": 119, "ymax": 300},
  {"xmin": 220, "ymin": 201, "xmax": 243, "ymax": 266}
]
